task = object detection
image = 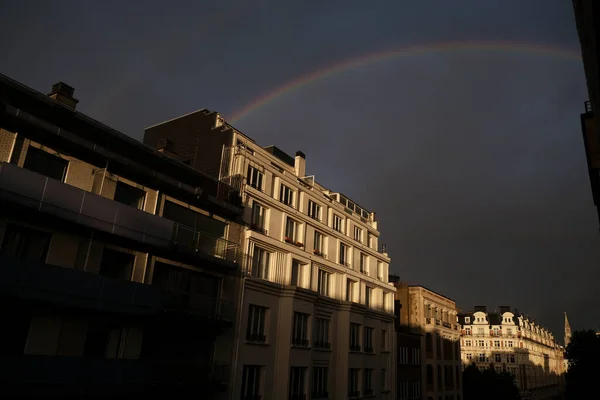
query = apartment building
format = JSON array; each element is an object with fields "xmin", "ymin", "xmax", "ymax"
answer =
[
  {"xmin": 458, "ymin": 306, "xmax": 565, "ymax": 400},
  {"xmin": 144, "ymin": 110, "xmax": 397, "ymax": 400},
  {"xmin": 389, "ymin": 277, "xmax": 423, "ymax": 400},
  {"xmin": 393, "ymin": 284, "xmax": 462, "ymax": 400},
  {"xmin": 0, "ymin": 75, "xmax": 247, "ymax": 397},
  {"xmin": 573, "ymin": 1, "xmax": 600, "ymax": 229}
]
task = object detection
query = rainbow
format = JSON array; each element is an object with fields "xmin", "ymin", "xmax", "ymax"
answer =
[{"xmin": 229, "ymin": 40, "xmax": 582, "ymax": 124}]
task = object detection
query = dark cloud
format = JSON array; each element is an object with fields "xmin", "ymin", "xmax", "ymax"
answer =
[{"xmin": 1, "ymin": 0, "xmax": 596, "ymax": 338}]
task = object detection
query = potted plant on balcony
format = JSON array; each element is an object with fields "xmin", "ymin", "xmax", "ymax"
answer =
[
  {"xmin": 284, "ymin": 236, "xmax": 294, "ymax": 244},
  {"xmin": 294, "ymin": 241, "xmax": 304, "ymax": 248},
  {"xmin": 313, "ymin": 249, "xmax": 322, "ymax": 256}
]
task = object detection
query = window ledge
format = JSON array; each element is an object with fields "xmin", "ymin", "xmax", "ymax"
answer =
[{"xmin": 245, "ymin": 340, "xmax": 269, "ymax": 347}]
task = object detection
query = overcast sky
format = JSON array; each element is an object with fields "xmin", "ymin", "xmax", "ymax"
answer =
[{"xmin": 1, "ymin": 0, "xmax": 597, "ymax": 340}]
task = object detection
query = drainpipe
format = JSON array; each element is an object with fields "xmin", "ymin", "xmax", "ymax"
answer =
[{"xmin": 230, "ymin": 270, "xmax": 246, "ymax": 400}]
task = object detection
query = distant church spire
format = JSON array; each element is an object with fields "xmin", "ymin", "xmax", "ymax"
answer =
[{"xmin": 565, "ymin": 312, "xmax": 572, "ymax": 347}]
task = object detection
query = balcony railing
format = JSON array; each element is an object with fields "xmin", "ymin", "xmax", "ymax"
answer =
[
  {"xmin": 246, "ymin": 333, "xmax": 267, "ymax": 343},
  {"xmin": 364, "ymin": 389, "xmax": 374, "ymax": 396},
  {"xmin": 250, "ymin": 223, "xmax": 267, "ymax": 235},
  {"xmin": 0, "ymin": 256, "xmax": 237, "ymax": 322},
  {"xmin": 442, "ymin": 321, "xmax": 451, "ymax": 328},
  {"xmin": 0, "ymin": 355, "xmax": 227, "ymax": 389},
  {"xmin": 314, "ymin": 341, "xmax": 331, "ymax": 349},
  {"xmin": 364, "ymin": 346, "xmax": 374, "ymax": 353},
  {"xmin": 349, "ymin": 391, "xmax": 361, "ymax": 398},
  {"xmin": 0, "ymin": 163, "xmax": 248, "ymax": 268},
  {"xmin": 312, "ymin": 392, "xmax": 329, "ymax": 399},
  {"xmin": 349, "ymin": 344, "xmax": 361, "ymax": 352},
  {"xmin": 292, "ymin": 338, "xmax": 310, "ymax": 347}
]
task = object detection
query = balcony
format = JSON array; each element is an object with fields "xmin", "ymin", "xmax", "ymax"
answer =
[
  {"xmin": 0, "ymin": 162, "xmax": 172, "ymax": 248},
  {"xmin": 0, "ymin": 256, "xmax": 235, "ymax": 321},
  {"xmin": 250, "ymin": 223, "xmax": 267, "ymax": 236},
  {"xmin": 314, "ymin": 341, "xmax": 331, "ymax": 350},
  {"xmin": 0, "ymin": 355, "xmax": 227, "ymax": 393},
  {"xmin": 442, "ymin": 321, "xmax": 451, "ymax": 328},
  {"xmin": 0, "ymin": 162, "xmax": 247, "ymax": 268},
  {"xmin": 349, "ymin": 344, "xmax": 361, "ymax": 352}
]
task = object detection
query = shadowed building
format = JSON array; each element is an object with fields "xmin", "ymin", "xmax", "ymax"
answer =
[
  {"xmin": 572, "ymin": 0, "xmax": 600, "ymax": 229},
  {"xmin": 458, "ymin": 307, "xmax": 565, "ymax": 400},
  {"xmin": 389, "ymin": 277, "xmax": 423, "ymax": 400},
  {"xmin": 144, "ymin": 110, "xmax": 397, "ymax": 400},
  {"xmin": 0, "ymin": 75, "xmax": 247, "ymax": 397},
  {"xmin": 386, "ymin": 278, "xmax": 461, "ymax": 400}
]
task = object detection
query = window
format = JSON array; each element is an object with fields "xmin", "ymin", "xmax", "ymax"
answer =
[
  {"xmin": 365, "ymin": 286, "xmax": 372, "ymax": 307},
  {"xmin": 289, "ymin": 367, "xmax": 307, "ymax": 399},
  {"xmin": 377, "ymin": 262, "xmax": 383, "ymax": 280},
  {"xmin": 313, "ymin": 231, "xmax": 323, "ymax": 255},
  {"xmin": 114, "ymin": 181, "xmax": 145, "ymax": 209},
  {"xmin": 349, "ymin": 323, "xmax": 361, "ymax": 351},
  {"xmin": 241, "ymin": 365, "xmax": 262, "ymax": 399},
  {"xmin": 494, "ymin": 340, "xmax": 500, "ymax": 347},
  {"xmin": 381, "ymin": 330, "xmax": 388, "ymax": 351},
  {"xmin": 381, "ymin": 369, "xmax": 388, "ymax": 392},
  {"xmin": 510, "ymin": 354, "xmax": 515, "ymax": 363},
  {"xmin": 412, "ymin": 347, "xmax": 420, "ymax": 364},
  {"xmin": 314, "ymin": 318, "xmax": 330, "ymax": 349},
  {"xmin": 339, "ymin": 243, "xmax": 348, "ymax": 266},
  {"xmin": 291, "ymin": 260, "xmax": 301, "ymax": 286},
  {"xmin": 246, "ymin": 305, "xmax": 267, "ymax": 342},
  {"xmin": 292, "ymin": 312, "xmax": 309, "ymax": 346},
  {"xmin": 465, "ymin": 327, "xmax": 471, "ymax": 336},
  {"xmin": 399, "ymin": 381, "xmax": 409, "ymax": 399},
  {"xmin": 348, "ymin": 368, "xmax": 360, "ymax": 397},
  {"xmin": 354, "ymin": 226, "xmax": 363, "ymax": 242},
  {"xmin": 426, "ymin": 364, "xmax": 434, "ymax": 386},
  {"xmin": 466, "ymin": 353, "xmax": 472, "ymax": 360},
  {"xmin": 285, "ymin": 217, "xmax": 298, "ymax": 241},
  {"xmin": 399, "ymin": 346, "xmax": 408, "ymax": 364},
  {"xmin": 317, "ymin": 269, "xmax": 330, "ymax": 296},
  {"xmin": 495, "ymin": 354, "xmax": 501, "ymax": 362},
  {"xmin": 493, "ymin": 328, "xmax": 500, "ymax": 336},
  {"xmin": 333, "ymin": 214, "xmax": 343, "ymax": 232},
  {"xmin": 247, "ymin": 165, "xmax": 263, "ymax": 190},
  {"xmin": 99, "ymin": 249, "xmax": 134, "ymax": 280},
  {"xmin": 308, "ymin": 200, "xmax": 321, "ymax": 220},
  {"xmin": 363, "ymin": 369, "xmax": 373, "ymax": 396},
  {"xmin": 364, "ymin": 327, "xmax": 374, "ymax": 353},
  {"xmin": 465, "ymin": 317, "xmax": 470, "ymax": 324},
  {"xmin": 478, "ymin": 353, "xmax": 486, "ymax": 362},
  {"xmin": 312, "ymin": 367, "xmax": 328, "ymax": 399},
  {"xmin": 507, "ymin": 341, "xmax": 514, "ymax": 348},
  {"xmin": 465, "ymin": 340, "xmax": 472, "ymax": 347},
  {"xmin": 412, "ymin": 380, "xmax": 421, "ymax": 399},
  {"xmin": 346, "ymin": 280, "xmax": 355, "ymax": 302},
  {"xmin": 23, "ymin": 147, "xmax": 68, "ymax": 181},
  {"xmin": 1, "ymin": 224, "xmax": 51, "ymax": 262},
  {"xmin": 280, "ymin": 184, "xmax": 294, "ymax": 207},
  {"xmin": 477, "ymin": 340, "xmax": 485, "ymax": 347},
  {"xmin": 251, "ymin": 202, "xmax": 266, "ymax": 233},
  {"xmin": 359, "ymin": 253, "xmax": 367, "ymax": 273},
  {"xmin": 252, "ymin": 246, "xmax": 270, "ymax": 279}
]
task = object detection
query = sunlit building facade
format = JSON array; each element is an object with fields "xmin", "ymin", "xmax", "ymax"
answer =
[
  {"xmin": 459, "ymin": 306, "xmax": 565, "ymax": 400},
  {"xmin": 144, "ymin": 110, "xmax": 396, "ymax": 400}
]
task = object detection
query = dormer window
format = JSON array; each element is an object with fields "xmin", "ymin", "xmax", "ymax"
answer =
[{"xmin": 465, "ymin": 317, "xmax": 470, "ymax": 324}]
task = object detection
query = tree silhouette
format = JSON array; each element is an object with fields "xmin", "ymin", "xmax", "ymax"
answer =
[
  {"xmin": 565, "ymin": 330, "xmax": 600, "ymax": 399},
  {"xmin": 463, "ymin": 363, "xmax": 520, "ymax": 400}
]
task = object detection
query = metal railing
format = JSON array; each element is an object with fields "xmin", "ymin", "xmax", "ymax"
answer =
[{"xmin": 172, "ymin": 223, "xmax": 240, "ymax": 262}]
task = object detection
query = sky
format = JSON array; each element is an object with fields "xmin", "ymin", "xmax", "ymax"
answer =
[{"xmin": 0, "ymin": 0, "xmax": 597, "ymax": 340}]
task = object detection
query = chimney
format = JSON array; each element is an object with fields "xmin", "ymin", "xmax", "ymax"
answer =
[
  {"xmin": 294, "ymin": 151, "xmax": 306, "ymax": 177},
  {"xmin": 48, "ymin": 82, "xmax": 79, "ymax": 109}
]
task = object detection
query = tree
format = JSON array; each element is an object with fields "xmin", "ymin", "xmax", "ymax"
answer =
[
  {"xmin": 565, "ymin": 330, "xmax": 600, "ymax": 399},
  {"xmin": 463, "ymin": 363, "xmax": 520, "ymax": 400}
]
